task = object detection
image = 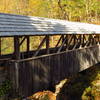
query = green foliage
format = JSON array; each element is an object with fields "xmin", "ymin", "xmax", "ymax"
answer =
[{"xmin": 0, "ymin": 80, "xmax": 11, "ymax": 97}]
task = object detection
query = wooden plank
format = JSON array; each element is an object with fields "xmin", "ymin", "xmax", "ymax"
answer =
[{"xmin": 72, "ymin": 35, "xmax": 82, "ymax": 50}]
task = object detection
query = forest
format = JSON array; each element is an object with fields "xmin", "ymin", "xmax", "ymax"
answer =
[{"xmin": 0, "ymin": 0, "xmax": 100, "ymax": 24}]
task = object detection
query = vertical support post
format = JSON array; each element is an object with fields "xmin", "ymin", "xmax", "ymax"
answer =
[
  {"xmin": 62, "ymin": 35, "xmax": 64, "ymax": 43},
  {"xmin": 46, "ymin": 35, "xmax": 49, "ymax": 54},
  {"xmin": 65, "ymin": 35, "xmax": 68, "ymax": 46},
  {"xmin": 88, "ymin": 35, "xmax": 91, "ymax": 46},
  {"xmin": 0, "ymin": 37, "xmax": 1, "ymax": 55},
  {"xmin": 14, "ymin": 36, "xmax": 20, "ymax": 96},
  {"xmin": 73, "ymin": 35, "xmax": 76, "ymax": 46},
  {"xmin": 92, "ymin": 35, "xmax": 94, "ymax": 45},
  {"xmin": 79, "ymin": 35, "xmax": 82, "ymax": 47},
  {"xmin": 62, "ymin": 35, "xmax": 65, "ymax": 49},
  {"xmin": 14, "ymin": 36, "xmax": 20, "ymax": 94},
  {"xmin": 83, "ymin": 35, "xmax": 85, "ymax": 45},
  {"xmin": 14, "ymin": 36, "xmax": 20, "ymax": 60},
  {"xmin": 96, "ymin": 35, "xmax": 99, "ymax": 45},
  {"xmin": 26, "ymin": 36, "xmax": 30, "ymax": 52}
]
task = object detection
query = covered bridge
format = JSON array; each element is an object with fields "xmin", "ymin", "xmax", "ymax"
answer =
[{"xmin": 0, "ymin": 13, "xmax": 100, "ymax": 97}]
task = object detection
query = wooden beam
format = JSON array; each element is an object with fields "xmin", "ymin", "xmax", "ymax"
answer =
[
  {"xmin": 98, "ymin": 34, "xmax": 100, "ymax": 44},
  {"xmin": 34, "ymin": 36, "xmax": 46, "ymax": 56},
  {"xmin": 72, "ymin": 35, "xmax": 81, "ymax": 50},
  {"xmin": 73, "ymin": 35, "xmax": 76, "ymax": 46},
  {"xmin": 46, "ymin": 35, "xmax": 49, "ymax": 54},
  {"xmin": 66, "ymin": 35, "xmax": 74, "ymax": 50},
  {"xmin": 82, "ymin": 35, "xmax": 85, "ymax": 45},
  {"xmin": 65, "ymin": 35, "xmax": 68, "ymax": 46},
  {"xmin": 84, "ymin": 35, "xmax": 92, "ymax": 47},
  {"xmin": 90, "ymin": 35, "xmax": 94, "ymax": 45},
  {"xmin": 19, "ymin": 36, "xmax": 26, "ymax": 46},
  {"xmin": 57, "ymin": 35, "xmax": 67, "ymax": 53},
  {"xmin": 95, "ymin": 35, "xmax": 99, "ymax": 45},
  {"xmin": 55, "ymin": 35, "xmax": 63, "ymax": 48},
  {"xmin": 0, "ymin": 37, "xmax": 1, "ymax": 55},
  {"xmin": 26, "ymin": 36, "xmax": 30, "ymax": 52},
  {"xmin": 97, "ymin": 35, "xmax": 100, "ymax": 44},
  {"xmin": 14, "ymin": 36, "xmax": 20, "ymax": 60},
  {"xmin": 78, "ymin": 35, "xmax": 82, "ymax": 48},
  {"xmin": 82, "ymin": 35, "xmax": 87, "ymax": 47},
  {"xmin": 62, "ymin": 35, "xmax": 64, "ymax": 43}
]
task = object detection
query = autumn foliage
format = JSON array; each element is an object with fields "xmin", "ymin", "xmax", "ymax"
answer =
[{"xmin": 27, "ymin": 91, "xmax": 56, "ymax": 100}]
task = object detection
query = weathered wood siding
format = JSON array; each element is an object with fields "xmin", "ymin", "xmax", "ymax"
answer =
[
  {"xmin": 9, "ymin": 45, "xmax": 100, "ymax": 97},
  {"xmin": 0, "ymin": 62, "xmax": 8, "ymax": 85}
]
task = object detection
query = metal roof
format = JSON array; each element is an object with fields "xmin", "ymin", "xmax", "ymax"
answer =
[{"xmin": 0, "ymin": 13, "xmax": 100, "ymax": 36}]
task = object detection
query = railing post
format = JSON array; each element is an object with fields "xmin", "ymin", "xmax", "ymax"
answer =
[{"xmin": 14, "ymin": 36, "xmax": 20, "ymax": 96}]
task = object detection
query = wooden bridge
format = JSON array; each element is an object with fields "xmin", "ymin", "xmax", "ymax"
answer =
[{"xmin": 0, "ymin": 13, "xmax": 100, "ymax": 97}]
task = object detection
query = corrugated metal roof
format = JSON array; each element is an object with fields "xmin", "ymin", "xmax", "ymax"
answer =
[{"xmin": 0, "ymin": 13, "xmax": 100, "ymax": 36}]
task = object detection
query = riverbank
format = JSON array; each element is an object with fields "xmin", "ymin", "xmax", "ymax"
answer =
[{"xmin": 57, "ymin": 63, "xmax": 100, "ymax": 100}]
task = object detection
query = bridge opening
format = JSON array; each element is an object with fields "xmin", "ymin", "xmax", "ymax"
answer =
[{"xmin": 0, "ymin": 34, "xmax": 99, "ymax": 60}]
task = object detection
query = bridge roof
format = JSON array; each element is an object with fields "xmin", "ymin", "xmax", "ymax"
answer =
[{"xmin": 0, "ymin": 13, "xmax": 100, "ymax": 37}]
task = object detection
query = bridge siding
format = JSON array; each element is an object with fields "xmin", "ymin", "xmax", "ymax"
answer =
[
  {"xmin": 0, "ymin": 62, "xmax": 8, "ymax": 85},
  {"xmin": 8, "ymin": 45, "xmax": 100, "ymax": 97},
  {"xmin": 0, "ymin": 67, "xmax": 7, "ymax": 85}
]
